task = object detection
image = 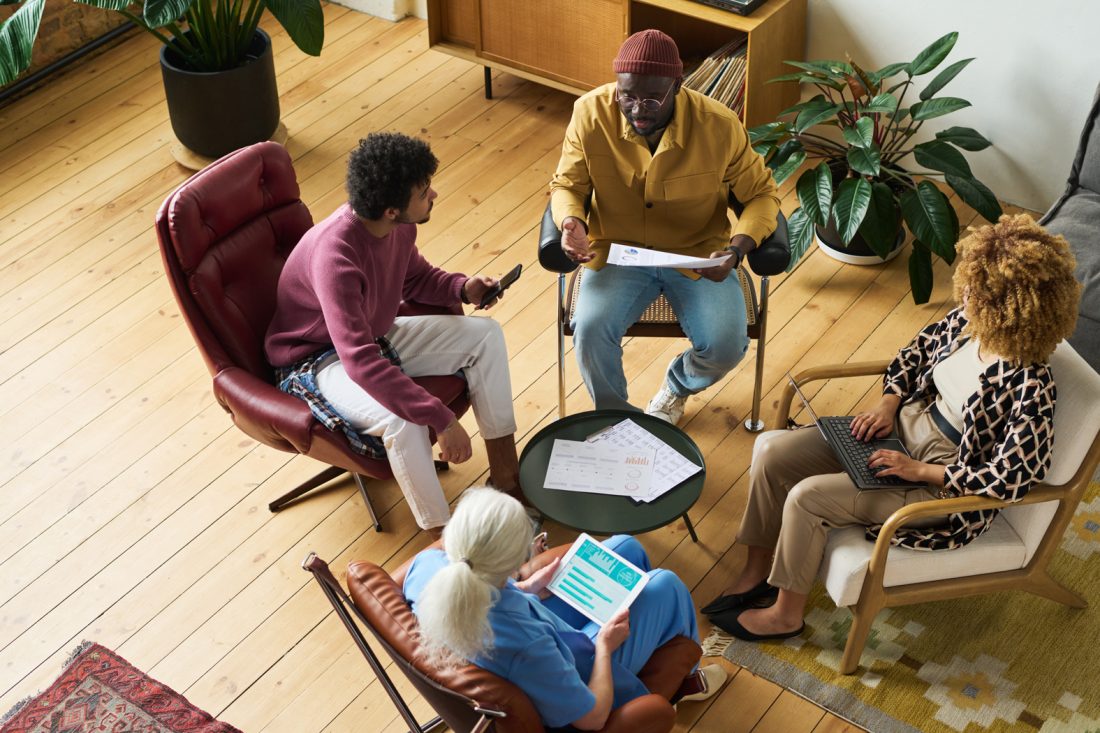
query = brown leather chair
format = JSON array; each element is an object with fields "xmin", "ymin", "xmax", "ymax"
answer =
[
  {"xmin": 303, "ymin": 544, "xmax": 703, "ymax": 733},
  {"xmin": 155, "ymin": 141, "xmax": 470, "ymax": 527}
]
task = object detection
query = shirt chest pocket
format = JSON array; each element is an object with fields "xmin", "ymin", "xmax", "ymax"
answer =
[{"xmin": 663, "ymin": 171, "xmax": 719, "ymax": 201}]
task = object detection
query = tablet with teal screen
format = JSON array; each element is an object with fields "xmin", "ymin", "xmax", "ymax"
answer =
[{"xmin": 546, "ymin": 534, "xmax": 650, "ymax": 626}]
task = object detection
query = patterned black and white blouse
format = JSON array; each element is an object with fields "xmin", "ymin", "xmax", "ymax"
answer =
[{"xmin": 866, "ymin": 307, "xmax": 1056, "ymax": 551}]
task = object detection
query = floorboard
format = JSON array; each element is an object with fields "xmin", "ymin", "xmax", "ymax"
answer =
[{"xmin": 0, "ymin": 10, "xmax": 1038, "ymax": 732}]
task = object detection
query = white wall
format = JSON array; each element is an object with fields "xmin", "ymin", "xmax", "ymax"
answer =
[{"xmin": 805, "ymin": 0, "xmax": 1100, "ymax": 210}]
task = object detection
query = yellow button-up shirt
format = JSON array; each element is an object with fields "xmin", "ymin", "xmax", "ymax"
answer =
[{"xmin": 550, "ymin": 84, "xmax": 780, "ymax": 272}]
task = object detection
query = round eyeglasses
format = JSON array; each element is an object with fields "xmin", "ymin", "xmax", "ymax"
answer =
[{"xmin": 614, "ymin": 84, "xmax": 675, "ymax": 113}]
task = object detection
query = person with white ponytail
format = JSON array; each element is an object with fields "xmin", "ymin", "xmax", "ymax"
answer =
[{"xmin": 403, "ymin": 487, "xmax": 727, "ymax": 730}]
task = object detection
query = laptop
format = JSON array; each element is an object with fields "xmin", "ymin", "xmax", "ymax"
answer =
[{"xmin": 787, "ymin": 373, "xmax": 923, "ymax": 490}]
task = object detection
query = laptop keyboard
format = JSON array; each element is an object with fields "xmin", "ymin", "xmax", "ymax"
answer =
[{"xmin": 820, "ymin": 417, "xmax": 912, "ymax": 488}]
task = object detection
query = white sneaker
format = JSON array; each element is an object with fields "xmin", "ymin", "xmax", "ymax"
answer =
[
  {"xmin": 679, "ymin": 664, "xmax": 728, "ymax": 703},
  {"xmin": 645, "ymin": 381, "xmax": 687, "ymax": 426}
]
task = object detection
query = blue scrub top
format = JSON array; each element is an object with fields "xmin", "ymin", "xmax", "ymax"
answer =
[{"xmin": 403, "ymin": 549, "xmax": 649, "ymax": 729}]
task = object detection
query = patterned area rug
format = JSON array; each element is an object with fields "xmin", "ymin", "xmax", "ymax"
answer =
[
  {"xmin": 706, "ymin": 479, "xmax": 1100, "ymax": 733},
  {"xmin": 1, "ymin": 643, "xmax": 242, "ymax": 733}
]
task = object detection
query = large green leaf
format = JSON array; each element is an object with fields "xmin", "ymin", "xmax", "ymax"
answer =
[
  {"xmin": 910, "ymin": 97, "xmax": 971, "ymax": 120},
  {"xmin": 859, "ymin": 93, "xmax": 898, "ymax": 114},
  {"xmin": 935, "ymin": 126, "xmax": 992, "ymax": 151},
  {"xmin": 747, "ymin": 121, "xmax": 790, "ymax": 144},
  {"xmin": 900, "ymin": 181, "xmax": 956, "ymax": 259},
  {"xmin": 143, "ymin": 0, "xmax": 193, "ymax": 28},
  {"xmin": 847, "ymin": 144, "xmax": 881, "ymax": 176},
  {"xmin": 0, "ymin": 0, "xmax": 44, "ymax": 85},
  {"xmin": 767, "ymin": 71, "xmax": 843, "ymax": 90},
  {"xmin": 796, "ymin": 163, "xmax": 833, "ymax": 227},
  {"xmin": 908, "ymin": 243, "xmax": 934, "ymax": 304},
  {"xmin": 913, "ymin": 140, "xmax": 972, "ymax": 177},
  {"xmin": 946, "ymin": 174, "xmax": 1003, "ymax": 223},
  {"xmin": 858, "ymin": 182, "xmax": 901, "ymax": 258},
  {"xmin": 919, "ymin": 57, "xmax": 974, "ymax": 100},
  {"xmin": 79, "ymin": 0, "xmax": 135, "ymax": 10},
  {"xmin": 794, "ymin": 97, "xmax": 841, "ymax": 132},
  {"xmin": 832, "ymin": 177, "xmax": 873, "ymax": 245},
  {"xmin": 869, "ymin": 61, "xmax": 910, "ymax": 84},
  {"xmin": 786, "ymin": 208, "xmax": 816, "ymax": 271},
  {"xmin": 784, "ymin": 59, "xmax": 853, "ymax": 79},
  {"xmin": 778, "ymin": 95, "xmax": 827, "ymax": 119},
  {"xmin": 752, "ymin": 142, "xmax": 776, "ymax": 157},
  {"xmin": 771, "ymin": 149, "xmax": 807, "ymax": 186},
  {"xmin": 908, "ymin": 32, "xmax": 958, "ymax": 76},
  {"xmin": 264, "ymin": 0, "xmax": 324, "ymax": 55},
  {"xmin": 841, "ymin": 117, "xmax": 874, "ymax": 148}
]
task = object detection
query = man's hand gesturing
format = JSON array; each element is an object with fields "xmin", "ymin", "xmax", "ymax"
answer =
[{"xmin": 561, "ymin": 217, "xmax": 594, "ymax": 263}]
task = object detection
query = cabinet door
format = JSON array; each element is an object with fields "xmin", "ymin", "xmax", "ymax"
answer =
[{"xmin": 479, "ymin": 0, "xmax": 624, "ymax": 89}]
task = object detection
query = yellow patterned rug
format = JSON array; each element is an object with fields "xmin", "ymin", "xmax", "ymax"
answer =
[{"xmin": 705, "ymin": 479, "xmax": 1100, "ymax": 733}]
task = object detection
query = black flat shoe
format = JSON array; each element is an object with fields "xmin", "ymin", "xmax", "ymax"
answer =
[
  {"xmin": 701, "ymin": 580, "xmax": 778, "ymax": 616},
  {"xmin": 709, "ymin": 608, "xmax": 805, "ymax": 642}
]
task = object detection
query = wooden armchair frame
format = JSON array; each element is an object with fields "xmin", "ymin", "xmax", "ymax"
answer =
[{"xmin": 778, "ymin": 362, "xmax": 1100, "ymax": 674}]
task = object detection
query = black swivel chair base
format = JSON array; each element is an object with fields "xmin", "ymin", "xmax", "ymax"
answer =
[{"xmin": 268, "ymin": 462, "xmax": 451, "ymax": 532}]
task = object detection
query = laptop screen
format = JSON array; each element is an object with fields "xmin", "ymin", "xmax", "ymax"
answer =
[{"xmin": 786, "ymin": 372, "xmax": 821, "ymax": 424}]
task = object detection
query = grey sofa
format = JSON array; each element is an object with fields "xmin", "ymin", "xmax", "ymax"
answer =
[{"xmin": 1041, "ymin": 82, "xmax": 1100, "ymax": 371}]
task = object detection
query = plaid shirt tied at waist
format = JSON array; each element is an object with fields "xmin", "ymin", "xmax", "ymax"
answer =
[{"xmin": 274, "ymin": 337, "xmax": 401, "ymax": 460}]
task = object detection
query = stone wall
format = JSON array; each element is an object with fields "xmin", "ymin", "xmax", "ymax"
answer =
[{"xmin": 0, "ymin": 0, "xmax": 128, "ymax": 85}]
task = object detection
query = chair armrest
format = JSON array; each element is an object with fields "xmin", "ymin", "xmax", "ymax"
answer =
[
  {"xmin": 774, "ymin": 360, "xmax": 893, "ymax": 429},
  {"xmin": 212, "ymin": 366, "xmax": 316, "ymax": 453},
  {"xmin": 537, "ymin": 201, "xmax": 579, "ymax": 274},
  {"xmin": 861, "ymin": 484, "xmax": 1068, "ymax": 593},
  {"xmin": 600, "ymin": 693, "xmax": 676, "ymax": 733},
  {"xmin": 746, "ymin": 210, "xmax": 790, "ymax": 277}
]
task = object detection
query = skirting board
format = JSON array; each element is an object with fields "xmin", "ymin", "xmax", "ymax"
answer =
[{"xmin": 325, "ymin": 0, "xmax": 427, "ymax": 20}]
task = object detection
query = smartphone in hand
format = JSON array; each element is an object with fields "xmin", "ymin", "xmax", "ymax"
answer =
[{"xmin": 479, "ymin": 263, "xmax": 523, "ymax": 308}]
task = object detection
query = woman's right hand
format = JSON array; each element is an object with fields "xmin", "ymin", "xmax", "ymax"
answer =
[
  {"xmin": 596, "ymin": 608, "xmax": 630, "ymax": 653},
  {"xmin": 850, "ymin": 394, "xmax": 902, "ymax": 442},
  {"xmin": 436, "ymin": 419, "xmax": 472, "ymax": 463}
]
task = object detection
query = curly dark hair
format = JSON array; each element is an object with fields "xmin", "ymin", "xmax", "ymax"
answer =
[
  {"xmin": 346, "ymin": 132, "xmax": 439, "ymax": 219},
  {"xmin": 952, "ymin": 214, "xmax": 1080, "ymax": 364}
]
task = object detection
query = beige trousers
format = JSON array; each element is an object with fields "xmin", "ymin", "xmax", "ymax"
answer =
[{"xmin": 736, "ymin": 400, "xmax": 958, "ymax": 594}]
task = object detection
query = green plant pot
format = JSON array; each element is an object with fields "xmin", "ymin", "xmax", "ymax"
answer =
[{"xmin": 160, "ymin": 29, "xmax": 280, "ymax": 158}]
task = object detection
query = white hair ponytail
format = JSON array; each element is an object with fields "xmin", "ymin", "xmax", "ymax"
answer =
[{"xmin": 415, "ymin": 488, "xmax": 534, "ymax": 670}]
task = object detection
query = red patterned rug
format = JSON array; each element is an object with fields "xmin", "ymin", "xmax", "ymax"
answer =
[{"xmin": 1, "ymin": 643, "xmax": 241, "ymax": 733}]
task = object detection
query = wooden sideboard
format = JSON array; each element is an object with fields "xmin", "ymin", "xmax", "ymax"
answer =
[{"xmin": 426, "ymin": 0, "xmax": 806, "ymax": 128}]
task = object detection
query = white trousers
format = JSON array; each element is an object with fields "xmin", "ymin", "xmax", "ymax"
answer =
[{"xmin": 316, "ymin": 315, "xmax": 517, "ymax": 529}]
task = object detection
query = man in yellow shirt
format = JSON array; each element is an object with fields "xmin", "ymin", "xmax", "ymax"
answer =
[{"xmin": 550, "ymin": 29, "xmax": 780, "ymax": 425}]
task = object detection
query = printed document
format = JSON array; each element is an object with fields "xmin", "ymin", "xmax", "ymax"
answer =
[
  {"xmin": 544, "ymin": 439, "xmax": 655, "ymax": 499},
  {"xmin": 546, "ymin": 533, "xmax": 649, "ymax": 626},
  {"xmin": 587, "ymin": 419, "xmax": 702, "ymax": 503},
  {"xmin": 607, "ymin": 242, "xmax": 732, "ymax": 269}
]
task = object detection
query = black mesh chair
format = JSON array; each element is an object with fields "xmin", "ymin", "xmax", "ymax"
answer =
[{"xmin": 537, "ymin": 199, "xmax": 790, "ymax": 430}]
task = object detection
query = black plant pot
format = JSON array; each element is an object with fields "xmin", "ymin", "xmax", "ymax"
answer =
[{"xmin": 160, "ymin": 29, "xmax": 280, "ymax": 159}]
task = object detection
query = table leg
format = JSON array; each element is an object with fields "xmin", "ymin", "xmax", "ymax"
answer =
[{"xmin": 682, "ymin": 513, "xmax": 698, "ymax": 543}]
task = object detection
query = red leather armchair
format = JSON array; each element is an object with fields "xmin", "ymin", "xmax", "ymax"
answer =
[
  {"xmin": 155, "ymin": 141, "xmax": 470, "ymax": 526},
  {"xmin": 303, "ymin": 544, "xmax": 702, "ymax": 733}
]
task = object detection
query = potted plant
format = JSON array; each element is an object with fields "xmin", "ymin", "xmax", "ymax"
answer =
[
  {"xmin": 0, "ymin": 0, "xmax": 323, "ymax": 158},
  {"xmin": 748, "ymin": 32, "xmax": 1001, "ymax": 304}
]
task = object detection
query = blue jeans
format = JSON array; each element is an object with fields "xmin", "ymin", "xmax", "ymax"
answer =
[{"xmin": 571, "ymin": 265, "xmax": 749, "ymax": 410}]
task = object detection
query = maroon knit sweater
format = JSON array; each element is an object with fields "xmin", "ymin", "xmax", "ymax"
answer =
[{"xmin": 265, "ymin": 204, "xmax": 467, "ymax": 432}]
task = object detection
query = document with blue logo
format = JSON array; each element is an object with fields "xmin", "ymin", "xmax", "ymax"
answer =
[
  {"xmin": 607, "ymin": 242, "xmax": 731, "ymax": 269},
  {"xmin": 546, "ymin": 533, "xmax": 650, "ymax": 626}
]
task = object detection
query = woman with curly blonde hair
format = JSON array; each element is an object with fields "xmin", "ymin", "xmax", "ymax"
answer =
[{"xmin": 706, "ymin": 214, "xmax": 1081, "ymax": 642}]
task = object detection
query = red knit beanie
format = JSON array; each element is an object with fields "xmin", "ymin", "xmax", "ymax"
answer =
[{"xmin": 613, "ymin": 29, "xmax": 683, "ymax": 78}]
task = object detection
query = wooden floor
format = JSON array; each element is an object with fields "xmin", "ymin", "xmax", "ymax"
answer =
[{"xmin": 0, "ymin": 9, "xmax": 1036, "ymax": 733}]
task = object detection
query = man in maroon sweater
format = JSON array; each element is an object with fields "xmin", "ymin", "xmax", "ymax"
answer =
[{"xmin": 265, "ymin": 133, "xmax": 519, "ymax": 534}]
